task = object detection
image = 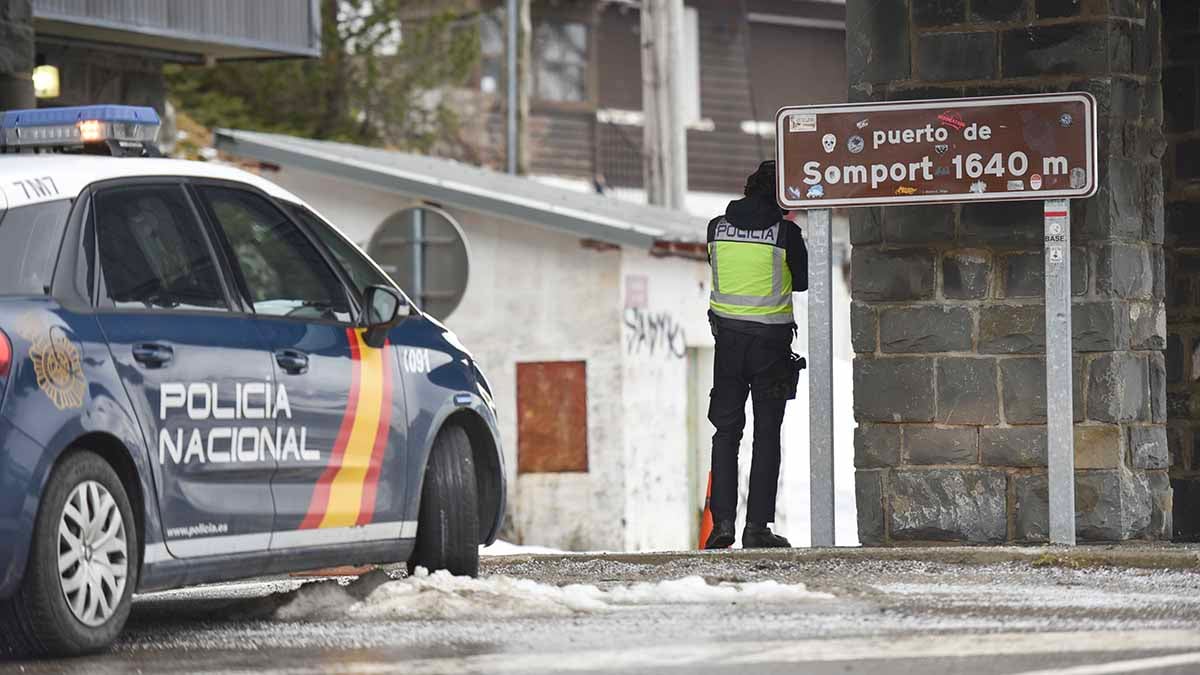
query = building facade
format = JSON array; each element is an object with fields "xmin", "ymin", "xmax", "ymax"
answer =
[
  {"xmin": 0, "ymin": 0, "xmax": 319, "ymax": 112},
  {"xmin": 847, "ymin": 0, "xmax": 1200, "ymax": 544},
  {"xmin": 464, "ymin": 0, "xmax": 847, "ymax": 204}
]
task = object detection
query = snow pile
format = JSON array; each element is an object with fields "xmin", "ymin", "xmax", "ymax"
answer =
[
  {"xmin": 274, "ymin": 578, "xmax": 358, "ymax": 621},
  {"xmin": 480, "ymin": 540, "xmax": 565, "ymax": 556},
  {"xmin": 275, "ymin": 569, "xmax": 833, "ymax": 622}
]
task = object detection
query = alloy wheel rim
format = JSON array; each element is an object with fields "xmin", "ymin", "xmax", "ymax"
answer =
[{"xmin": 57, "ymin": 480, "xmax": 128, "ymax": 627}]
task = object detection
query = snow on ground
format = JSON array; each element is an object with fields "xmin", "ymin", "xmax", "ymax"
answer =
[
  {"xmin": 275, "ymin": 568, "xmax": 834, "ymax": 622},
  {"xmin": 480, "ymin": 540, "xmax": 564, "ymax": 556}
]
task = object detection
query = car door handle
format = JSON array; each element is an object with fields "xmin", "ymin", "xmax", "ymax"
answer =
[
  {"xmin": 275, "ymin": 349, "xmax": 309, "ymax": 374},
  {"xmin": 132, "ymin": 342, "xmax": 173, "ymax": 368}
]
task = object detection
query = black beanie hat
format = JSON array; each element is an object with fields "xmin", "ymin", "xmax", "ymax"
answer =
[{"xmin": 744, "ymin": 160, "xmax": 776, "ymax": 197}]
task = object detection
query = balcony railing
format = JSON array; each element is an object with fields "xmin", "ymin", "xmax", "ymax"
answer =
[{"xmin": 33, "ymin": 0, "xmax": 321, "ymax": 60}]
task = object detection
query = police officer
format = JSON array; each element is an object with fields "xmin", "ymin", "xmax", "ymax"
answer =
[{"xmin": 705, "ymin": 160, "xmax": 807, "ymax": 550}]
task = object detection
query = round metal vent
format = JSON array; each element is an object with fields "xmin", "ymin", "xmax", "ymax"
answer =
[{"xmin": 367, "ymin": 206, "xmax": 469, "ymax": 321}]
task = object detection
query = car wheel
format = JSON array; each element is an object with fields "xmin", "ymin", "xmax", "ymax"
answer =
[
  {"xmin": 409, "ymin": 426, "xmax": 479, "ymax": 577},
  {"xmin": 0, "ymin": 450, "xmax": 137, "ymax": 659}
]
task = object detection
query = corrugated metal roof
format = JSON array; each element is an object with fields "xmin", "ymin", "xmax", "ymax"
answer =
[
  {"xmin": 33, "ymin": 0, "xmax": 320, "ymax": 59},
  {"xmin": 213, "ymin": 129, "xmax": 707, "ymax": 249}
]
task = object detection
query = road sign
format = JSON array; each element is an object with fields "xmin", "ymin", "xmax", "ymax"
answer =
[
  {"xmin": 786, "ymin": 93, "xmax": 1096, "ymax": 548},
  {"xmin": 776, "ymin": 93, "xmax": 1097, "ymax": 209}
]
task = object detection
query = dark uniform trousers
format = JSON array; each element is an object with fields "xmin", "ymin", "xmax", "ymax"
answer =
[{"xmin": 707, "ymin": 328, "xmax": 796, "ymax": 525}]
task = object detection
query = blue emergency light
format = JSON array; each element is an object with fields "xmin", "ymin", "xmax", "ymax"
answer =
[{"xmin": 0, "ymin": 104, "xmax": 161, "ymax": 156}]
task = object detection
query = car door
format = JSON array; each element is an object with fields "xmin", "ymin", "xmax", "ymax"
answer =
[
  {"xmin": 90, "ymin": 182, "xmax": 277, "ymax": 559},
  {"xmin": 192, "ymin": 184, "xmax": 409, "ymax": 550}
]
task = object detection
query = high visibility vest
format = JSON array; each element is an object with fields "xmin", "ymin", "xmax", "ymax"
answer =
[{"xmin": 708, "ymin": 218, "xmax": 794, "ymax": 324}]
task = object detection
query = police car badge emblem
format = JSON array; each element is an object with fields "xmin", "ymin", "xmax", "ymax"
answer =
[
  {"xmin": 16, "ymin": 315, "xmax": 86, "ymax": 410},
  {"xmin": 31, "ymin": 327, "xmax": 86, "ymax": 410}
]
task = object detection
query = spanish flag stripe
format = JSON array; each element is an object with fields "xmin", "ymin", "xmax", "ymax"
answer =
[
  {"xmin": 299, "ymin": 327, "xmax": 362, "ymax": 529},
  {"xmin": 317, "ymin": 330, "xmax": 386, "ymax": 528},
  {"xmin": 356, "ymin": 341, "xmax": 393, "ymax": 526}
]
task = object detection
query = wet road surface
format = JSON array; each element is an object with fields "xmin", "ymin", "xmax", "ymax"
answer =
[{"xmin": 5, "ymin": 551, "xmax": 1200, "ymax": 674}]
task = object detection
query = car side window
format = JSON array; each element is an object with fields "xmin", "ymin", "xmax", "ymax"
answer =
[
  {"xmin": 197, "ymin": 187, "xmax": 352, "ymax": 323},
  {"xmin": 286, "ymin": 204, "xmax": 393, "ymax": 296},
  {"xmin": 93, "ymin": 185, "xmax": 229, "ymax": 311}
]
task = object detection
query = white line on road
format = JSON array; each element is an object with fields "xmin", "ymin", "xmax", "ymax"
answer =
[
  {"xmin": 1010, "ymin": 651, "xmax": 1200, "ymax": 675},
  {"xmin": 188, "ymin": 630, "xmax": 1200, "ymax": 675}
]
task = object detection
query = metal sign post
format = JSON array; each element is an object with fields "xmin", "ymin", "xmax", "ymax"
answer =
[
  {"xmin": 775, "ymin": 93, "xmax": 1098, "ymax": 549},
  {"xmin": 1044, "ymin": 199, "xmax": 1076, "ymax": 545},
  {"xmin": 808, "ymin": 208, "xmax": 835, "ymax": 547}
]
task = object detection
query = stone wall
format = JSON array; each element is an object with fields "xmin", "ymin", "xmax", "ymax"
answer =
[
  {"xmin": 0, "ymin": 0, "xmax": 34, "ymax": 110},
  {"xmin": 1163, "ymin": 0, "xmax": 1200, "ymax": 541},
  {"xmin": 848, "ymin": 0, "xmax": 1171, "ymax": 544}
]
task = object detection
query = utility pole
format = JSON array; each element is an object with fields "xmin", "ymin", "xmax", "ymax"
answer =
[
  {"xmin": 641, "ymin": 0, "xmax": 687, "ymax": 209},
  {"xmin": 505, "ymin": 0, "xmax": 519, "ymax": 174},
  {"xmin": 504, "ymin": 0, "xmax": 531, "ymax": 175},
  {"xmin": 505, "ymin": 0, "xmax": 531, "ymax": 174}
]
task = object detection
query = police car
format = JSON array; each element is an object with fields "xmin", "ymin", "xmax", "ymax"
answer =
[{"xmin": 0, "ymin": 105, "xmax": 505, "ymax": 658}]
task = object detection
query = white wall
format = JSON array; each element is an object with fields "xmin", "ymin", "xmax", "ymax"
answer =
[
  {"xmin": 615, "ymin": 215, "xmax": 858, "ymax": 551},
  {"xmin": 618, "ymin": 249, "xmax": 714, "ymax": 551}
]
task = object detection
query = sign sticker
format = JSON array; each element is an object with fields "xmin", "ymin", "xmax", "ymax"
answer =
[
  {"xmin": 1070, "ymin": 167, "xmax": 1086, "ymax": 189},
  {"xmin": 789, "ymin": 113, "xmax": 817, "ymax": 133}
]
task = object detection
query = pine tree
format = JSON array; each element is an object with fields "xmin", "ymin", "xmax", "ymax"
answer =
[{"xmin": 166, "ymin": 0, "xmax": 479, "ymax": 154}]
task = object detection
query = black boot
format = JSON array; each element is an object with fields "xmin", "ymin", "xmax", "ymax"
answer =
[
  {"xmin": 742, "ymin": 523, "xmax": 791, "ymax": 549},
  {"xmin": 704, "ymin": 519, "xmax": 735, "ymax": 549}
]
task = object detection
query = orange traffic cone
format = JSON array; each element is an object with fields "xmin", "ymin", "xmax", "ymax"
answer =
[{"xmin": 698, "ymin": 471, "xmax": 714, "ymax": 549}]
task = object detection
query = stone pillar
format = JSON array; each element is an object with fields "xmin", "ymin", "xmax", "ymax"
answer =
[
  {"xmin": 849, "ymin": 0, "xmax": 1171, "ymax": 544},
  {"xmin": 1163, "ymin": 0, "xmax": 1200, "ymax": 541},
  {"xmin": 0, "ymin": 0, "xmax": 34, "ymax": 110}
]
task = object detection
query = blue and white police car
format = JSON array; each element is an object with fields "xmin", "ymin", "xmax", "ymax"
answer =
[{"xmin": 0, "ymin": 105, "xmax": 505, "ymax": 658}]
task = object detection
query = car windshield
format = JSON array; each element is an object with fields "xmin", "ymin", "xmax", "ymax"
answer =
[{"xmin": 0, "ymin": 199, "xmax": 71, "ymax": 296}]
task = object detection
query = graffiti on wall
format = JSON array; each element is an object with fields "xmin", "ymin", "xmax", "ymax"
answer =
[{"xmin": 624, "ymin": 308, "xmax": 687, "ymax": 359}]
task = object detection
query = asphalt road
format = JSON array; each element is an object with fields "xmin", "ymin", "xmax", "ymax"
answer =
[{"xmin": 6, "ymin": 551, "xmax": 1200, "ymax": 674}]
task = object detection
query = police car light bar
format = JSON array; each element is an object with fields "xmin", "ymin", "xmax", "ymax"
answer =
[{"xmin": 0, "ymin": 104, "xmax": 160, "ymax": 156}]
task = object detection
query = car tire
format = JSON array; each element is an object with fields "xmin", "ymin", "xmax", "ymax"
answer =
[
  {"xmin": 408, "ymin": 426, "xmax": 479, "ymax": 578},
  {"xmin": 0, "ymin": 450, "xmax": 138, "ymax": 659}
]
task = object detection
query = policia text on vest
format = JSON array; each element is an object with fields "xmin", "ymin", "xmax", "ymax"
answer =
[
  {"xmin": 703, "ymin": 163, "xmax": 807, "ymax": 551},
  {"xmin": 709, "ymin": 220, "xmax": 797, "ymax": 325}
]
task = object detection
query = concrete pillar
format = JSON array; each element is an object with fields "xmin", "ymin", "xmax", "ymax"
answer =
[
  {"xmin": 848, "ymin": 0, "xmax": 1170, "ymax": 544},
  {"xmin": 0, "ymin": 0, "xmax": 34, "ymax": 110},
  {"xmin": 1163, "ymin": 0, "xmax": 1200, "ymax": 541}
]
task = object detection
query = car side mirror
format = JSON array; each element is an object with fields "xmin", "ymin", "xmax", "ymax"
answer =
[{"xmin": 362, "ymin": 285, "xmax": 409, "ymax": 348}]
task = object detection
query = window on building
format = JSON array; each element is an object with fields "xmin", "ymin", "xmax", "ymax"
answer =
[
  {"xmin": 533, "ymin": 20, "xmax": 589, "ymax": 103},
  {"xmin": 479, "ymin": 8, "xmax": 504, "ymax": 94},
  {"xmin": 748, "ymin": 21, "xmax": 846, "ymax": 117},
  {"xmin": 367, "ymin": 206, "xmax": 469, "ymax": 321},
  {"xmin": 517, "ymin": 361, "xmax": 589, "ymax": 473}
]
